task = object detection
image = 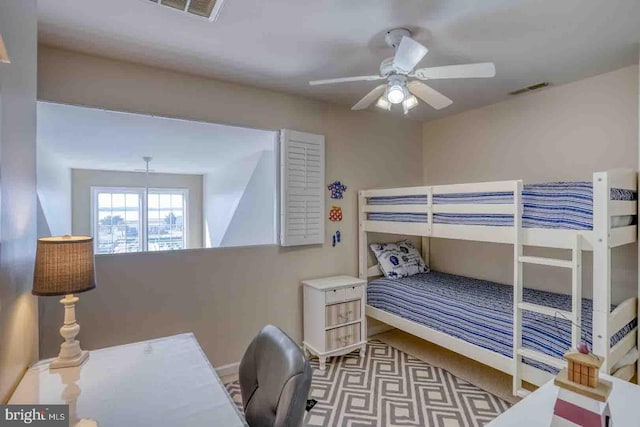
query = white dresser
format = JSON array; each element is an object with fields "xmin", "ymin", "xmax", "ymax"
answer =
[{"xmin": 302, "ymin": 275, "xmax": 367, "ymax": 370}]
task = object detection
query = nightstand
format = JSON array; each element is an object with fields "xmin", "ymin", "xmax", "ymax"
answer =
[{"xmin": 302, "ymin": 275, "xmax": 367, "ymax": 371}]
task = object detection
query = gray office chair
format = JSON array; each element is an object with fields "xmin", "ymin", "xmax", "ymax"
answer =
[{"xmin": 239, "ymin": 325, "xmax": 313, "ymax": 427}]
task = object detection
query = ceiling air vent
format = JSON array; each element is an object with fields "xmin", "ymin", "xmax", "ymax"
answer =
[
  {"xmin": 509, "ymin": 82, "xmax": 550, "ymax": 96},
  {"xmin": 147, "ymin": 0, "xmax": 225, "ymax": 21}
]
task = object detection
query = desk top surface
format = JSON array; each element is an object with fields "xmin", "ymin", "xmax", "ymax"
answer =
[
  {"xmin": 488, "ymin": 375, "xmax": 640, "ymax": 426},
  {"xmin": 10, "ymin": 333, "xmax": 246, "ymax": 427}
]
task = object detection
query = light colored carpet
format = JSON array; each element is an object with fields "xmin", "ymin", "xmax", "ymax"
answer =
[
  {"xmin": 372, "ymin": 329, "xmax": 530, "ymax": 404},
  {"xmin": 226, "ymin": 339, "xmax": 511, "ymax": 426}
]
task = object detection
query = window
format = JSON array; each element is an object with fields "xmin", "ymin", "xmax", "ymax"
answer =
[
  {"xmin": 94, "ymin": 189, "xmax": 142, "ymax": 254},
  {"xmin": 147, "ymin": 190, "xmax": 187, "ymax": 252},
  {"xmin": 92, "ymin": 187, "xmax": 188, "ymax": 254}
]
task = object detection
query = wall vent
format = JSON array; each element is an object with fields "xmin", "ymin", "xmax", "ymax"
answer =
[
  {"xmin": 509, "ymin": 82, "xmax": 550, "ymax": 96},
  {"xmin": 146, "ymin": 0, "xmax": 226, "ymax": 21}
]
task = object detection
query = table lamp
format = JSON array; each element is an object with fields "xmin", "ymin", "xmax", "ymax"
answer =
[
  {"xmin": 32, "ymin": 236, "xmax": 96, "ymax": 369},
  {"xmin": 0, "ymin": 34, "xmax": 10, "ymax": 63}
]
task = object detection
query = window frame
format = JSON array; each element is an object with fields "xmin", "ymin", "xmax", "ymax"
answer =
[
  {"xmin": 91, "ymin": 186, "xmax": 145, "ymax": 255},
  {"xmin": 91, "ymin": 186, "xmax": 190, "ymax": 254},
  {"xmin": 146, "ymin": 187, "xmax": 190, "ymax": 252}
]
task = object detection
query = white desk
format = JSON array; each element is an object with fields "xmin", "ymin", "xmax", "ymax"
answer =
[
  {"xmin": 488, "ymin": 375, "xmax": 640, "ymax": 426},
  {"xmin": 10, "ymin": 333, "xmax": 246, "ymax": 427}
]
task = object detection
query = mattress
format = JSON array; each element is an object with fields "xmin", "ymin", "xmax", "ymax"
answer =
[
  {"xmin": 367, "ymin": 182, "xmax": 636, "ymax": 230},
  {"xmin": 367, "ymin": 271, "xmax": 637, "ymax": 373}
]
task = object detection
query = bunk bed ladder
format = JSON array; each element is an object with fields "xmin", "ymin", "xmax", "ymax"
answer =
[{"xmin": 512, "ymin": 233, "xmax": 583, "ymax": 397}]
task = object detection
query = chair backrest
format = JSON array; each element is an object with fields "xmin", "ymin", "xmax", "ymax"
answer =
[{"xmin": 239, "ymin": 325, "xmax": 312, "ymax": 427}]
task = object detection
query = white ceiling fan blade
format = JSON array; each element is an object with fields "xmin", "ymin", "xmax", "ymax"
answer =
[
  {"xmin": 413, "ymin": 62, "xmax": 496, "ymax": 80},
  {"xmin": 352, "ymin": 84, "xmax": 387, "ymax": 110},
  {"xmin": 393, "ymin": 36, "xmax": 428, "ymax": 73},
  {"xmin": 407, "ymin": 81, "xmax": 452, "ymax": 110},
  {"xmin": 309, "ymin": 75, "xmax": 384, "ymax": 86}
]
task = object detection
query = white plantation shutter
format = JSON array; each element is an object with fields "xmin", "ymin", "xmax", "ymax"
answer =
[{"xmin": 280, "ymin": 130, "xmax": 325, "ymax": 246}]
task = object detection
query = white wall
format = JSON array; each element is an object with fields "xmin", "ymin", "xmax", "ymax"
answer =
[
  {"xmin": 203, "ymin": 148, "xmax": 277, "ymax": 248},
  {"xmin": 220, "ymin": 150, "xmax": 276, "ymax": 247},
  {"xmin": 423, "ymin": 65, "xmax": 639, "ymax": 303},
  {"xmin": 36, "ymin": 145, "xmax": 71, "ymax": 237},
  {"xmin": 203, "ymin": 152, "xmax": 261, "ymax": 247},
  {"xmin": 0, "ymin": 0, "xmax": 38, "ymax": 403},
  {"xmin": 71, "ymin": 169, "xmax": 204, "ymax": 249},
  {"xmin": 36, "ymin": 45, "xmax": 424, "ymax": 364}
]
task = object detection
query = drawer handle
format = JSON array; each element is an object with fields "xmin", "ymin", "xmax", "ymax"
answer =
[
  {"xmin": 337, "ymin": 334, "xmax": 352, "ymax": 344},
  {"xmin": 337, "ymin": 310, "xmax": 353, "ymax": 321}
]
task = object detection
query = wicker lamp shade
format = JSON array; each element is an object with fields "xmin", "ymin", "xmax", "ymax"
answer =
[
  {"xmin": 0, "ymin": 34, "xmax": 9, "ymax": 64},
  {"xmin": 33, "ymin": 236, "xmax": 96, "ymax": 296}
]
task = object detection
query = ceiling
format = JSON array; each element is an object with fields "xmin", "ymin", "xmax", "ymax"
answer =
[
  {"xmin": 37, "ymin": 102, "xmax": 276, "ymax": 174},
  {"xmin": 38, "ymin": 0, "xmax": 640, "ymax": 121}
]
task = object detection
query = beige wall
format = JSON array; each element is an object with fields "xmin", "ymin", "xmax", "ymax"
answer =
[
  {"xmin": 0, "ymin": 0, "xmax": 39, "ymax": 403},
  {"xmin": 71, "ymin": 168, "xmax": 204, "ymax": 249},
  {"xmin": 37, "ymin": 46, "xmax": 423, "ymax": 363},
  {"xmin": 423, "ymin": 65, "xmax": 639, "ymax": 303}
]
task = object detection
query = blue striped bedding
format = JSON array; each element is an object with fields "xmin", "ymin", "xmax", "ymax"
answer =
[
  {"xmin": 367, "ymin": 182, "xmax": 636, "ymax": 230},
  {"xmin": 367, "ymin": 271, "xmax": 637, "ymax": 373}
]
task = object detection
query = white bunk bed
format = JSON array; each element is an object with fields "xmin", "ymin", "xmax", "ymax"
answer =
[{"xmin": 358, "ymin": 170, "xmax": 638, "ymax": 397}]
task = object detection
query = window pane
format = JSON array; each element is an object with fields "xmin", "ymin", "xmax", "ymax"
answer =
[
  {"xmin": 148, "ymin": 191, "xmax": 187, "ymax": 252},
  {"xmin": 95, "ymin": 190, "xmax": 141, "ymax": 254},
  {"xmin": 125, "ymin": 193, "xmax": 139, "ymax": 207},
  {"xmin": 98, "ymin": 193, "xmax": 111, "ymax": 208},
  {"xmin": 98, "ymin": 210, "xmax": 111, "ymax": 224},
  {"xmin": 112, "ymin": 193, "xmax": 125, "ymax": 209},
  {"xmin": 159, "ymin": 194, "xmax": 171, "ymax": 208},
  {"xmin": 171, "ymin": 194, "xmax": 184, "ymax": 208},
  {"xmin": 148, "ymin": 193, "xmax": 159, "ymax": 207}
]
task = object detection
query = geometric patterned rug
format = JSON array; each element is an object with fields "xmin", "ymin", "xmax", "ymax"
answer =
[{"xmin": 225, "ymin": 340, "xmax": 510, "ymax": 426}]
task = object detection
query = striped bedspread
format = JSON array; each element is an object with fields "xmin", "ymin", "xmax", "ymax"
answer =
[
  {"xmin": 367, "ymin": 271, "xmax": 637, "ymax": 373},
  {"xmin": 367, "ymin": 182, "xmax": 636, "ymax": 230}
]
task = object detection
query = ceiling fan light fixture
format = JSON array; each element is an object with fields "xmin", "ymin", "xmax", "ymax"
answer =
[
  {"xmin": 375, "ymin": 96, "xmax": 391, "ymax": 111},
  {"xmin": 309, "ymin": 29, "xmax": 496, "ymax": 116},
  {"xmin": 386, "ymin": 84, "xmax": 405, "ymax": 104},
  {"xmin": 402, "ymin": 95, "xmax": 419, "ymax": 113}
]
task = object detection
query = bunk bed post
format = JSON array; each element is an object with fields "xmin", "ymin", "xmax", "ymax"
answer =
[
  {"xmin": 421, "ymin": 237, "xmax": 430, "ymax": 268},
  {"xmin": 358, "ymin": 190, "xmax": 367, "ymax": 280},
  {"xmin": 512, "ymin": 180, "xmax": 524, "ymax": 395},
  {"xmin": 423, "ymin": 187, "xmax": 433, "ymax": 267},
  {"xmin": 592, "ymin": 172, "xmax": 611, "ymax": 373},
  {"xmin": 571, "ymin": 235, "xmax": 583, "ymax": 349}
]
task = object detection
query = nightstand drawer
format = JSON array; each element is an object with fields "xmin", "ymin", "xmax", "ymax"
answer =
[
  {"xmin": 326, "ymin": 323, "xmax": 360, "ymax": 351},
  {"xmin": 325, "ymin": 300, "xmax": 361, "ymax": 328},
  {"xmin": 345, "ymin": 285, "xmax": 363, "ymax": 300},
  {"xmin": 325, "ymin": 288, "xmax": 346, "ymax": 304}
]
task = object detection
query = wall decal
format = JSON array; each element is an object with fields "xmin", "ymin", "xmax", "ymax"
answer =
[
  {"xmin": 329, "ymin": 206, "xmax": 343, "ymax": 222},
  {"xmin": 328, "ymin": 181, "xmax": 347, "ymax": 199},
  {"xmin": 332, "ymin": 230, "xmax": 342, "ymax": 247}
]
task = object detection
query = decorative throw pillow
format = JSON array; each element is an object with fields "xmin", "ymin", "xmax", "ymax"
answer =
[{"xmin": 369, "ymin": 240, "xmax": 429, "ymax": 279}]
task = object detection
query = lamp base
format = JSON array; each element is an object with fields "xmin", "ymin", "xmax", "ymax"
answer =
[
  {"xmin": 50, "ymin": 349, "xmax": 89, "ymax": 370},
  {"xmin": 50, "ymin": 294, "xmax": 90, "ymax": 370}
]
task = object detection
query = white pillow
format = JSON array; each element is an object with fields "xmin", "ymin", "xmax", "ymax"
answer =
[{"xmin": 370, "ymin": 240, "xmax": 429, "ymax": 279}]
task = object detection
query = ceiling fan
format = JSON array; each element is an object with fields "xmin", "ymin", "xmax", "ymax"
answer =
[{"xmin": 309, "ymin": 28, "xmax": 496, "ymax": 114}]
